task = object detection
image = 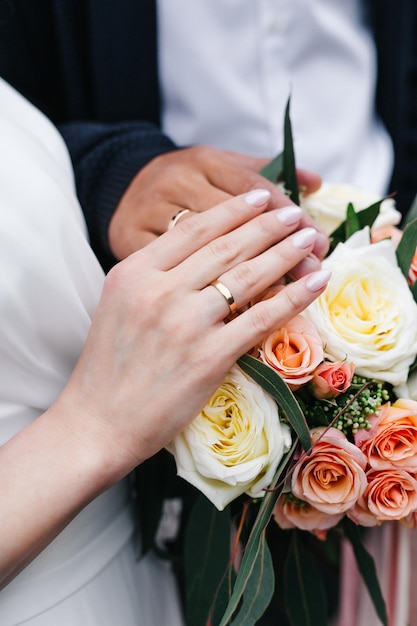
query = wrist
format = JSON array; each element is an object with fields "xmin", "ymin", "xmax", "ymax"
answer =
[{"xmin": 45, "ymin": 398, "xmax": 132, "ymax": 498}]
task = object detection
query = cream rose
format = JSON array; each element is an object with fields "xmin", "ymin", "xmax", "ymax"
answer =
[
  {"xmin": 291, "ymin": 427, "xmax": 367, "ymax": 515},
  {"xmin": 304, "ymin": 228, "xmax": 417, "ymax": 386},
  {"xmin": 299, "ymin": 183, "xmax": 401, "ymax": 236},
  {"xmin": 167, "ymin": 365, "xmax": 291, "ymax": 511},
  {"xmin": 261, "ymin": 314, "xmax": 323, "ymax": 389}
]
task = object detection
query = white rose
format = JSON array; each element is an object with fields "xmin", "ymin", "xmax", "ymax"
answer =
[
  {"xmin": 167, "ymin": 364, "xmax": 291, "ymax": 511},
  {"xmin": 299, "ymin": 183, "xmax": 401, "ymax": 235},
  {"xmin": 305, "ymin": 228, "xmax": 417, "ymax": 386}
]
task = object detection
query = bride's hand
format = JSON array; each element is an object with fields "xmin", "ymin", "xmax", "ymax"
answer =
[
  {"xmin": 60, "ymin": 188, "xmax": 331, "ymax": 479},
  {"xmin": 0, "ymin": 189, "xmax": 331, "ymax": 584}
]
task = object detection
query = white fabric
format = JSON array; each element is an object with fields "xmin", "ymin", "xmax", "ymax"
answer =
[
  {"xmin": 0, "ymin": 78, "xmax": 183, "ymax": 626},
  {"xmin": 157, "ymin": 0, "xmax": 393, "ymax": 195}
]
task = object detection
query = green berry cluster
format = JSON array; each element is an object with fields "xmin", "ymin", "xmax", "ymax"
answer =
[{"xmin": 303, "ymin": 375, "xmax": 392, "ymax": 436}]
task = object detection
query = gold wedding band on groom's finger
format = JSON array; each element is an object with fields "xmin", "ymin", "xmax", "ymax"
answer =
[
  {"xmin": 168, "ymin": 209, "xmax": 192, "ymax": 230},
  {"xmin": 210, "ymin": 280, "xmax": 238, "ymax": 315}
]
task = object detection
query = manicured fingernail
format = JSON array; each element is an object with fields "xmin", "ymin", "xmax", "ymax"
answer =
[
  {"xmin": 314, "ymin": 232, "xmax": 330, "ymax": 256},
  {"xmin": 276, "ymin": 205, "xmax": 303, "ymax": 226},
  {"xmin": 306, "ymin": 269, "xmax": 332, "ymax": 292},
  {"xmin": 293, "ymin": 254, "xmax": 321, "ymax": 275},
  {"xmin": 245, "ymin": 189, "xmax": 271, "ymax": 206},
  {"xmin": 292, "ymin": 227, "xmax": 317, "ymax": 249}
]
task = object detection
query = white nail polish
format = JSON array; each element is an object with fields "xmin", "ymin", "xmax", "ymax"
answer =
[
  {"xmin": 292, "ymin": 227, "xmax": 317, "ymax": 249},
  {"xmin": 306, "ymin": 269, "xmax": 332, "ymax": 292},
  {"xmin": 245, "ymin": 189, "xmax": 271, "ymax": 206},
  {"xmin": 276, "ymin": 206, "xmax": 303, "ymax": 226}
]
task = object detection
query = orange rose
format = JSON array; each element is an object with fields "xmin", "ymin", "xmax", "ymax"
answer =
[
  {"xmin": 291, "ymin": 427, "xmax": 367, "ymax": 515},
  {"xmin": 353, "ymin": 468, "xmax": 417, "ymax": 522},
  {"xmin": 355, "ymin": 399, "xmax": 417, "ymax": 473},
  {"xmin": 261, "ymin": 314, "xmax": 323, "ymax": 389},
  {"xmin": 311, "ymin": 360, "xmax": 355, "ymax": 400},
  {"xmin": 273, "ymin": 493, "xmax": 343, "ymax": 535}
]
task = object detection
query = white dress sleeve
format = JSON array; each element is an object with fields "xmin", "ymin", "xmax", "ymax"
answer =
[{"xmin": 0, "ymin": 78, "xmax": 183, "ymax": 626}]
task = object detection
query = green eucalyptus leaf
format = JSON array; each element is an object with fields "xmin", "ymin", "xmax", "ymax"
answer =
[
  {"xmin": 329, "ymin": 200, "xmax": 383, "ymax": 252},
  {"xmin": 185, "ymin": 495, "xmax": 231, "ymax": 626},
  {"xmin": 282, "ymin": 97, "xmax": 299, "ymax": 205},
  {"xmin": 238, "ymin": 354, "xmax": 311, "ymax": 451},
  {"xmin": 356, "ymin": 199, "xmax": 385, "ymax": 229},
  {"xmin": 345, "ymin": 202, "xmax": 360, "ymax": 239},
  {"xmin": 217, "ymin": 443, "xmax": 296, "ymax": 626},
  {"xmin": 259, "ymin": 152, "xmax": 284, "ymax": 183},
  {"xmin": 396, "ymin": 217, "xmax": 417, "ymax": 279},
  {"xmin": 285, "ymin": 531, "xmax": 328, "ymax": 626},
  {"xmin": 230, "ymin": 534, "xmax": 275, "ymax": 626},
  {"xmin": 403, "ymin": 193, "xmax": 417, "ymax": 225},
  {"xmin": 211, "ymin": 564, "xmax": 237, "ymax": 626},
  {"xmin": 412, "ymin": 280, "xmax": 417, "ymax": 303},
  {"xmin": 342, "ymin": 518, "xmax": 388, "ymax": 626}
]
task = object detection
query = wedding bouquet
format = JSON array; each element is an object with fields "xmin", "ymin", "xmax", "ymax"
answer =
[
  {"xmin": 271, "ymin": 225, "xmax": 417, "ymax": 532},
  {"xmin": 164, "ymin": 105, "xmax": 417, "ymax": 626}
]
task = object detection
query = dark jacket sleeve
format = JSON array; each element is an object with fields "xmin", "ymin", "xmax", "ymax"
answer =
[
  {"xmin": 368, "ymin": 0, "xmax": 417, "ymax": 216},
  {"xmin": 0, "ymin": 0, "xmax": 173, "ymax": 270},
  {"xmin": 59, "ymin": 121, "xmax": 176, "ymax": 272}
]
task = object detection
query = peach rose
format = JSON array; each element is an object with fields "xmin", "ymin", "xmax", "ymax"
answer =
[
  {"xmin": 273, "ymin": 493, "xmax": 343, "ymax": 535},
  {"xmin": 371, "ymin": 225, "xmax": 403, "ymax": 247},
  {"xmin": 311, "ymin": 360, "xmax": 355, "ymax": 400},
  {"xmin": 291, "ymin": 427, "xmax": 367, "ymax": 514},
  {"xmin": 400, "ymin": 511, "xmax": 417, "ymax": 528},
  {"xmin": 347, "ymin": 495, "xmax": 381, "ymax": 527},
  {"xmin": 356, "ymin": 468, "xmax": 417, "ymax": 522},
  {"xmin": 355, "ymin": 399, "xmax": 417, "ymax": 473},
  {"xmin": 261, "ymin": 314, "xmax": 323, "ymax": 390},
  {"xmin": 409, "ymin": 248, "xmax": 417, "ymax": 285}
]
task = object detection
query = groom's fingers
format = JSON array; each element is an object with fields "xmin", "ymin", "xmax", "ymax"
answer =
[{"xmin": 136, "ymin": 189, "xmax": 272, "ymax": 270}]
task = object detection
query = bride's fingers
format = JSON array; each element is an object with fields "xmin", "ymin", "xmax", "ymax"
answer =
[
  {"xmin": 175, "ymin": 204, "xmax": 306, "ymax": 287},
  {"xmin": 137, "ymin": 189, "xmax": 272, "ymax": 270},
  {"xmin": 198, "ymin": 226, "xmax": 320, "ymax": 319},
  {"xmin": 212, "ymin": 269, "xmax": 332, "ymax": 361}
]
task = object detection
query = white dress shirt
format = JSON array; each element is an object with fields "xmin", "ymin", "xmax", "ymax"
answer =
[{"xmin": 157, "ymin": 0, "xmax": 393, "ymax": 195}]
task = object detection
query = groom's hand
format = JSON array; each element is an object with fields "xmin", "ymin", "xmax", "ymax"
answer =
[{"xmin": 108, "ymin": 145, "xmax": 329, "ymax": 263}]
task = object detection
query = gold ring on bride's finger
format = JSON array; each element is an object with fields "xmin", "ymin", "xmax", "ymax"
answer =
[
  {"xmin": 168, "ymin": 209, "xmax": 191, "ymax": 230},
  {"xmin": 210, "ymin": 280, "xmax": 238, "ymax": 315}
]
